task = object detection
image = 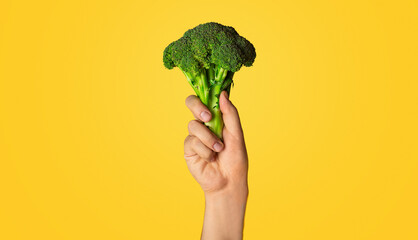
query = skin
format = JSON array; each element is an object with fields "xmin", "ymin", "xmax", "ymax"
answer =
[{"xmin": 184, "ymin": 91, "xmax": 249, "ymax": 240}]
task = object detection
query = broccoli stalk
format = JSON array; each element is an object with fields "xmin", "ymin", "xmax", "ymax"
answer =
[
  {"xmin": 163, "ymin": 22, "xmax": 256, "ymax": 139},
  {"xmin": 182, "ymin": 65, "xmax": 234, "ymax": 138}
]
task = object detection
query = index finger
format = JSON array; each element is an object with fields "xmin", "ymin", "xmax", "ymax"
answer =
[{"xmin": 185, "ymin": 95, "xmax": 212, "ymax": 122}]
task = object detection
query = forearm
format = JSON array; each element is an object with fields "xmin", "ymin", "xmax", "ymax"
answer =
[{"xmin": 201, "ymin": 186, "xmax": 248, "ymax": 240}]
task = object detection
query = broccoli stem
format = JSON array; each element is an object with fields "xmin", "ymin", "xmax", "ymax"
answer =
[
  {"xmin": 205, "ymin": 83, "xmax": 223, "ymax": 139},
  {"xmin": 182, "ymin": 69, "xmax": 210, "ymax": 105},
  {"xmin": 203, "ymin": 66, "xmax": 233, "ymax": 139},
  {"xmin": 198, "ymin": 71, "xmax": 210, "ymax": 106},
  {"xmin": 184, "ymin": 66, "xmax": 232, "ymax": 140}
]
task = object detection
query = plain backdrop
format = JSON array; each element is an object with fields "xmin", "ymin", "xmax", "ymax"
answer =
[{"xmin": 1, "ymin": 0, "xmax": 417, "ymax": 239}]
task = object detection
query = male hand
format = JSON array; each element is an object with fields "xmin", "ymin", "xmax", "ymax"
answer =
[
  {"xmin": 184, "ymin": 91, "xmax": 248, "ymax": 194},
  {"xmin": 184, "ymin": 91, "xmax": 248, "ymax": 240}
]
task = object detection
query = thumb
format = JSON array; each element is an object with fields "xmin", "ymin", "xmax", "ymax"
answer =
[{"xmin": 219, "ymin": 91, "xmax": 243, "ymax": 137}]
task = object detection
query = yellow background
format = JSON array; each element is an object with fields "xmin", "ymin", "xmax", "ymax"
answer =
[{"xmin": 1, "ymin": 0, "xmax": 417, "ymax": 239}]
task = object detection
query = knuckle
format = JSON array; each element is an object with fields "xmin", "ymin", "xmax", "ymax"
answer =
[
  {"xmin": 188, "ymin": 120, "xmax": 200, "ymax": 132},
  {"xmin": 184, "ymin": 135, "xmax": 192, "ymax": 146},
  {"xmin": 191, "ymin": 135, "xmax": 201, "ymax": 146},
  {"xmin": 185, "ymin": 95, "xmax": 195, "ymax": 106}
]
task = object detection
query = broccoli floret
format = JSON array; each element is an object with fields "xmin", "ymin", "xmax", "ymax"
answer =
[{"xmin": 163, "ymin": 22, "xmax": 256, "ymax": 139}]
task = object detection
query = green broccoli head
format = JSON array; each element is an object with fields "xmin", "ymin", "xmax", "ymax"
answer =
[
  {"xmin": 163, "ymin": 22, "xmax": 256, "ymax": 75},
  {"xmin": 163, "ymin": 22, "xmax": 256, "ymax": 139}
]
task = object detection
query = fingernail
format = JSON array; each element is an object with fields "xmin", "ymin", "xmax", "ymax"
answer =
[
  {"xmin": 213, "ymin": 142, "xmax": 223, "ymax": 152},
  {"xmin": 200, "ymin": 111, "xmax": 211, "ymax": 122}
]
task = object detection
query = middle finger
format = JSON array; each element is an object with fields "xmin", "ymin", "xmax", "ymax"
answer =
[{"xmin": 188, "ymin": 120, "xmax": 224, "ymax": 152}]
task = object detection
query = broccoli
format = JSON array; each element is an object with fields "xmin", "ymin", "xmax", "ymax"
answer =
[{"xmin": 163, "ymin": 22, "xmax": 256, "ymax": 139}]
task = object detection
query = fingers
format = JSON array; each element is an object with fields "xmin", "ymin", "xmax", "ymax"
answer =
[
  {"xmin": 185, "ymin": 95, "xmax": 212, "ymax": 122},
  {"xmin": 184, "ymin": 135, "xmax": 215, "ymax": 162},
  {"xmin": 219, "ymin": 91, "xmax": 243, "ymax": 137},
  {"xmin": 188, "ymin": 120, "xmax": 224, "ymax": 152}
]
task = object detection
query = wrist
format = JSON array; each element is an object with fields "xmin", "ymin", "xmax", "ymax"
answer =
[
  {"xmin": 204, "ymin": 183, "xmax": 248, "ymax": 205},
  {"xmin": 202, "ymin": 184, "xmax": 248, "ymax": 240}
]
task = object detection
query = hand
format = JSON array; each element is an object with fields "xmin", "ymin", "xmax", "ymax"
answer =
[
  {"xmin": 184, "ymin": 91, "xmax": 248, "ymax": 240},
  {"xmin": 184, "ymin": 91, "xmax": 248, "ymax": 195}
]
